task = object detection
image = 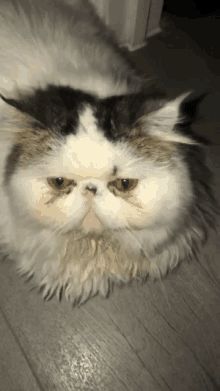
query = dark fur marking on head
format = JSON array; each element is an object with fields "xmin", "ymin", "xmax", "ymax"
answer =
[
  {"xmin": 1, "ymin": 86, "xmax": 212, "ymax": 155},
  {"xmin": 1, "ymin": 86, "xmax": 97, "ymax": 136},
  {"xmin": 2, "ymin": 85, "xmax": 166, "ymax": 143},
  {"xmin": 1, "ymin": 85, "xmax": 171, "ymax": 143},
  {"xmin": 94, "ymin": 89, "xmax": 212, "ymax": 149},
  {"xmin": 93, "ymin": 89, "xmax": 171, "ymax": 142}
]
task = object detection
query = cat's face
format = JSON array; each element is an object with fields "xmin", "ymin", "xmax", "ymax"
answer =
[{"xmin": 3, "ymin": 87, "xmax": 195, "ymax": 238}]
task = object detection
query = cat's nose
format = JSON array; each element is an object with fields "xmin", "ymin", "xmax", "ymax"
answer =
[{"xmin": 85, "ymin": 185, "xmax": 97, "ymax": 195}]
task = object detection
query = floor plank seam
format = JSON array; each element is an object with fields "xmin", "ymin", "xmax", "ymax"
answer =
[{"xmin": 0, "ymin": 306, "xmax": 45, "ymax": 391}]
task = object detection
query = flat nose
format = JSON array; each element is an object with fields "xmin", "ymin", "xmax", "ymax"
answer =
[{"xmin": 85, "ymin": 185, "xmax": 97, "ymax": 195}]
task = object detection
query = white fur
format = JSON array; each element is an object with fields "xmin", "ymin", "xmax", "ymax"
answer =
[
  {"xmin": 143, "ymin": 93, "xmax": 197, "ymax": 145},
  {"xmin": 0, "ymin": 103, "xmax": 198, "ymax": 303},
  {"xmin": 0, "ymin": 0, "xmax": 134, "ymax": 99}
]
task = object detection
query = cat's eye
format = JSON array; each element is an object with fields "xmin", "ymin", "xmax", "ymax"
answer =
[
  {"xmin": 109, "ymin": 179, "xmax": 138, "ymax": 192},
  {"xmin": 47, "ymin": 177, "xmax": 75, "ymax": 191}
]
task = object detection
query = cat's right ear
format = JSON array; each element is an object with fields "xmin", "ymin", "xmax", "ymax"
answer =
[{"xmin": 133, "ymin": 91, "xmax": 210, "ymax": 146}]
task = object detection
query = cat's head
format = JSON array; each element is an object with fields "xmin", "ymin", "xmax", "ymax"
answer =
[{"xmin": 0, "ymin": 86, "xmax": 210, "ymax": 239}]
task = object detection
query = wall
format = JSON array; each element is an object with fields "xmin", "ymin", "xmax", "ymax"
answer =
[{"xmin": 90, "ymin": 0, "xmax": 163, "ymax": 51}]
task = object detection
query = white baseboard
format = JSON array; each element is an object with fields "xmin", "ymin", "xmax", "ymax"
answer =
[
  {"xmin": 146, "ymin": 26, "xmax": 162, "ymax": 38},
  {"xmin": 90, "ymin": 0, "xmax": 163, "ymax": 52},
  {"xmin": 120, "ymin": 41, "xmax": 147, "ymax": 52}
]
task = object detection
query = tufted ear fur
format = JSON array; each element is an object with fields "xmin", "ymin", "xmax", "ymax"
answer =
[
  {"xmin": 136, "ymin": 92, "xmax": 194, "ymax": 144},
  {"xmin": 136, "ymin": 91, "xmax": 210, "ymax": 145}
]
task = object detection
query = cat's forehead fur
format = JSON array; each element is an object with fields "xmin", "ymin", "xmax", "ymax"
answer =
[
  {"xmin": 4, "ymin": 85, "xmax": 183, "ymax": 173},
  {"xmin": 61, "ymin": 106, "xmax": 176, "ymax": 175},
  {"xmin": 51, "ymin": 106, "xmax": 143, "ymax": 179}
]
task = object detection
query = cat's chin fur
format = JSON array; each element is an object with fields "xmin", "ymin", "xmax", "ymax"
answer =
[
  {"xmin": 15, "ymin": 228, "xmax": 151, "ymax": 304},
  {"xmin": 0, "ymin": 200, "xmax": 215, "ymax": 306}
]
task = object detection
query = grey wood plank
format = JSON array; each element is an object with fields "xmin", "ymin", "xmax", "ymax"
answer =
[
  {"xmin": 0, "ymin": 308, "xmax": 41, "ymax": 391},
  {"xmin": 103, "ymin": 233, "xmax": 220, "ymax": 391}
]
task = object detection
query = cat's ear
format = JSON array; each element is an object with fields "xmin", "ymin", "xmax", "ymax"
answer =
[
  {"xmin": 138, "ymin": 92, "xmax": 209, "ymax": 145},
  {"xmin": 0, "ymin": 92, "xmax": 47, "ymax": 132}
]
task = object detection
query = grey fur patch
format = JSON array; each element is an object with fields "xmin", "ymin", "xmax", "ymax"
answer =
[{"xmin": 4, "ymin": 144, "xmax": 21, "ymax": 185}]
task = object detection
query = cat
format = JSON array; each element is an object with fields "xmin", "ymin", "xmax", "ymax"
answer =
[{"xmin": 0, "ymin": 0, "xmax": 218, "ymax": 305}]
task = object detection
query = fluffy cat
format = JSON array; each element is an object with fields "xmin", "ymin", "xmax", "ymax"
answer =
[{"xmin": 0, "ymin": 0, "xmax": 218, "ymax": 305}]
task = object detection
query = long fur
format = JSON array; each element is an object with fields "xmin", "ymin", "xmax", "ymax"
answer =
[
  {"xmin": 0, "ymin": 0, "xmax": 141, "ymax": 99},
  {"xmin": 0, "ymin": 0, "xmax": 218, "ymax": 305}
]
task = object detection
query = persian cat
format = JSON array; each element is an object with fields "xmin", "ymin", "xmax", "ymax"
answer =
[{"xmin": 0, "ymin": 0, "xmax": 218, "ymax": 305}]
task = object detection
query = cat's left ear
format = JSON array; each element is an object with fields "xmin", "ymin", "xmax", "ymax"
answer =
[{"xmin": 139, "ymin": 92, "xmax": 209, "ymax": 145}]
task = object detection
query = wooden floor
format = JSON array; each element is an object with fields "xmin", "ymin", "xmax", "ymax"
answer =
[{"xmin": 1, "ymin": 11, "xmax": 220, "ymax": 391}]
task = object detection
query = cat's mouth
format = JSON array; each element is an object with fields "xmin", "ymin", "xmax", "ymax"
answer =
[{"xmin": 80, "ymin": 208, "xmax": 104, "ymax": 235}]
